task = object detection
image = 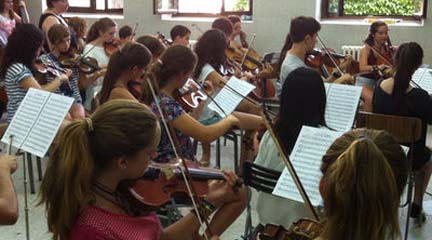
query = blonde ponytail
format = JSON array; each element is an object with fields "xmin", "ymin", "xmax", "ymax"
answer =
[
  {"xmin": 39, "ymin": 100, "xmax": 158, "ymax": 240},
  {"xmin": 321, "ymin": 129, "xmax": 407, "ymax": 240}
]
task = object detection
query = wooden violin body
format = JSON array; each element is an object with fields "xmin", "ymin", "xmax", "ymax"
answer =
[
  {"xmin": 260, "ymin": 219, "xmax": 323, "ymax": 240},
  {"xmin": 120, "ymin": 159, "xmax": 225, "ymax": 209},
  {"xmin": 306, "ymin": 48, "xmax": 359, "ymax": 77},
  {"xmin": 104, "ymin": 38, "xmax": 121, "ymax": 56},
  {"xmin": 173, "ymin": 79, "xmax": 209, "ymax": 112}
]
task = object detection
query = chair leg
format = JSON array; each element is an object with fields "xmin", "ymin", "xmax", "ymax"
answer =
[
  {"xmin": 404, "ymin": 172, "xmax": 415, "ymax": 240},
  {"xmin": 242, "ymin": 187, "xmax": 253, "ymax": 240},
  {"xmin": 37, "ymin": 157, "xmax": 43, "ymax": 181},
  {"xmin": 26, "ymin": 153, "xmax": 36, "ymax": 194},
  {"xmin": 216, "ymin": 137, "xmax": 221, "ymax": 169}
]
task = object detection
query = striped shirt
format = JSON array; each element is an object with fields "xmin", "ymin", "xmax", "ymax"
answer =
[
  {"xmin": 39, "ymin": 53, "xmax": 82, "ymax": 104},
  {"xmin": 4, "ymin": 63, "xmax": 33, "ymax": 123}
]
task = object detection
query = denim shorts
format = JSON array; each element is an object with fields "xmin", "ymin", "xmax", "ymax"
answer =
[
  {"xmin": 356, "ymin": 76, "xmax": 378, "ymax": 88},
  {"xmin": 200, "ymin": 113, "xmax": 222, "ymax": 126}
]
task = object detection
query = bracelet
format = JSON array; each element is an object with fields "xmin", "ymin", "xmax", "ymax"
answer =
[
  {"xmin": 189, "ymin": 199, "xmax": 217, "ymax": 221},
  {"xmin": 372, "ymin": 65, "xmax": 379, "ymax": 72}
]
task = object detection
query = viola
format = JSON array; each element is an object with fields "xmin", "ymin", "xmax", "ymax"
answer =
[
  {"xmin": 119, "ymin": 159, "xmax": 228, "ymax": 209},
  {"xmin": 104, "ymin": 37, "xmax": 121, "ymax": 57},
  {"xmin": 173, "ymin": 79, "xmax": 209, "ymax": 112},
  {"xmin": 259, "ymin": 219, "xmax": 324, "ymax": 240}
]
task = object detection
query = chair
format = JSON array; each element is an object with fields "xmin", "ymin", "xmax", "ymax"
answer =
[
  {"xmin": 356, "ymin": 111, "xmax": 422, "ymax": 240},
  {"xmin": 241, "ymin": 161, "xmax": 282, "ymax": 240}
]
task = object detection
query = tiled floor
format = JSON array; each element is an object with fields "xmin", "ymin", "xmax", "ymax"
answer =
[{"xmin": 1, "ymin": 129, "xmax": 432, "ymax": 240}]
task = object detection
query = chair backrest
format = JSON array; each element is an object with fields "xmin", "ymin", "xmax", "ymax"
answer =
[
  {"xmin": 356, "ymin": 111, "xmax": 422, "ymax": 143},
  {"xmin": 242, "ymin": 161, "xmax": 282, "ymax": 194}
]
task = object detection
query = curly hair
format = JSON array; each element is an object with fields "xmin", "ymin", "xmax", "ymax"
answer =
[
  {"xmin": 193, "ymin": 29, "xmax": 227, "ymax": 79},
  {"xmin": 0, "ymin": 24, "xmax": 44, "ymax": 78}
]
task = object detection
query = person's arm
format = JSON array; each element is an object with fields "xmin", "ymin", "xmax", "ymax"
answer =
[
  {"xmin": 19, "ymin": 74, "xmax": 69, "ymax": 92},
  {"xmin": 0, "ymin": 155, "xmax": 18, "ymax": 225},
  {"xmin": 13, "ymin": 1, "xmax": 29, "ymax": 24},
  {"xmin": 172, "ymin": 112, "xmax": 238, "ymax": 143}
]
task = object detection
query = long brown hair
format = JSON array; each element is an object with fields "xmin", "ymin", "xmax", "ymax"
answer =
[
  {"xmin": 98, "ymin": 42, "xmax": 152, "ymax": 105},
  {"xmin": 320, "ymin": 128, "xmax": 408, "ymax": 240},
  {"xmin": 39, "ymin": 100, "xmax": 158, "ymax": 240},
  {"xmin": 142, "ymin": 45, "xmax": 197, "ymax": 105},
  {"xmin": 86, "ymin": 17, "xmax": 116, "ymax": 43}
]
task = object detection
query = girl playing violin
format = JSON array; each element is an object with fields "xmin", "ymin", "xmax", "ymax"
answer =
[
  {"xmin": 254, "ymin": 67, "xmax": 327, "ymax": 230},
  {"xmin": 372, "ymin": 42, "xmax": 432, "ymax": 224},
  {"xmin": 0, "ymin": 24, "xmax": 69, "ymax": 123},
  {"xmin": 0, "ymin": 0, "xmax": 28, "ymax": 46},
  {"xmin": 82, "ymin": 17, "xmax": 116, "ymax": 111},
  {"xmin": 228, "ymin": 15, "xmax": 248, "ymax": 49},
  {"xmin": 141, "ymin": 45, "xmax": 241, "ymax": 164},
  {"xmin": 318, "ymin": 128, "xmax": 408, "ymax": 240},
  {"xmin": 98, "ymin": 42, "xmax": 152, "ymax": 104},
  {"xmin": 359, "ymin": 21, "xmax": 396, "ymax": 83},
  {"xmin": 193, "ymin": 28, "xmax": 264, "ymax": 167},
  {"xmin": 39, "ymin": 99, "xmax": 246, "ymax": 240},
  {"xmin": 67, "ymin": 16, "xmax": 88, "ymax": 54},
  {"xmin": 40, "ymin": 23, "xmax": 84, "ymax": 119}
]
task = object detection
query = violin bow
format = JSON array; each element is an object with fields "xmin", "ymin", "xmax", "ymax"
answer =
[
  {"xmin": 317, "ymin": 35, "xmax": 344, "ymax": 75},
  {"xmin": 130, "ymin": 23, "xmax": 138, "ymax": 42},
  {"xmin": 260, "ymin": 102, "xmax": 320, "ymax": 221},
  {"xmin": 146, "ymin": 78, "xmax": 214, "ymax": 240},
  {"xmin": 240, "ymin": 34, "xmax": 257, "ymax": 71}
]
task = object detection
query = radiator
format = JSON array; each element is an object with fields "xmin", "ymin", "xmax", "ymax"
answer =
[{"xmin": 341, "ymin": 45, "xmax": 362, "ymax": 61}]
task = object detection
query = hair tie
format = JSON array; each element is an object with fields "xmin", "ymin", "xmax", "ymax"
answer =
[{"xmin": 85, "ymin": 118, "xmax": 94, "ymax": 132}]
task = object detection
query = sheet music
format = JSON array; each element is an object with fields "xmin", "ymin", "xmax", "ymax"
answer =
[
  {"xmin": 412, "ymin": 68, "xmax": 432, "ymax": 93},
  {"xmin": 272, "ymin": 126, "xmax": 343, "ymax": 206},
  {"xmin": 1, "ymin": 88, "xmax": 73, "ymax": 157},
  {"xmin": 208, "ymin": 76, "xmax": 255, "ymax": 117},
  {"xmin": 324, "ymin": 83, "xmax": 362, "ymax": 132}
]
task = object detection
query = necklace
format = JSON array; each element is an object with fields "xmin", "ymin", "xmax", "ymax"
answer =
[{"xmin": 92, "ymin": 181, "xmax": 133, "ymax": 215}]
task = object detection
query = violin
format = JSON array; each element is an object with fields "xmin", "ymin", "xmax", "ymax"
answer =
[
  {"xmin": 120, "ymin": 159, "xmax": 227, "ymax": 209},
  {"xmin": 366, "ymin": 43, "xmax": 395, "ymax": 78},
  {"xmin": 59, "ymin": 55, "xmax": 101, "ymax": 74},
  {"xmin": 34, "ymin": 58, "xmax": 72, "ymax": 94},
  {"xmin": 306, "ymin": 48, "xmax": 360, "ymax": 77},
  {"xmin": 259, "ymin": 219, "xmax": 324, "ymax": 240},
  {"xmin": 226, "ymin": 45, "xmax": 262, "ymax": 72},
  {"xmin": 157, "ymin": 32, "xmax": 172, "ymax": 47},
  {"xmin": 173, "ymin": 79, "xmax": 209, "ymax": 112},
  {"xmin": 104, "ymin": 37, "xmax": 121, "ymax": 57},
  {"xmin": 128, "ymin": 80, "xmax": 143, "ymax": 100}
]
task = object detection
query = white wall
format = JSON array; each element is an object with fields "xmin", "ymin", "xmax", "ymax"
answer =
[{"xmin": 26, "ymin": 0, "xmax": 432, "ymax": 64}]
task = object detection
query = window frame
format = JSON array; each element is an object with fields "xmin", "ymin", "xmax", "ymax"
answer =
[
  {"xmin": 153, "ymin": 0, "xmax": 253, "ymax": 17},
  {"xmin": 321, "ymin": 0, "xmax": 427, "ymax": 21},
  {"xmin": 68, "ymin": 0, "xmax": 123, "ymax": 14}
]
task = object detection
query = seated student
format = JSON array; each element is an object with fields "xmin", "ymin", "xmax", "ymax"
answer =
[
  {"xmin": 0, "ymin": 154, "xmax": 18, "ymax": 225},
  {"xmin": 228, "ymin": 15, "xmax": 248, "ymax": 49},
  {"xmin": 318, "ymin": 128, "xmax": 408, "ymax": 240},
  {"xmin": 82, "ymin": 17, "xmax": 116, "ymax": 111},
  {"xmin": 67, "ymin": 16, "xmax": 88, "ymax": 54},
  {"xmin": 278, "ymin": 16, "xmax": 353, "ymax": 92},
  {"xmin": 39, "ymin": 99, "xmax": 246, "ymax": 240},
  {"xmin": 194, "ymin": 28, "xmax": 264, "ymax": 167},
  {"xmin": 0, "ymin": 0, "xmax": 29, "ymax": 46},
  {"xmin": 118, "ymin": 25, "xmax": 135, "ymax": 47},
  {"xmin": 136, "ymin": 35, "xmax": 167, "ymax": 63},
  {"xmin": 98, "ymin": 42, "xmax": 152, "ymax": 104},
  {"xmin": 170, "ymin": 25, "xmax": 191, "ymax": 47},
  {"xmin": 40, "ymin": 24, "xmax": 85, "ymax": 119},
  {"xmin": 372, "ymin": 42, "xmax": 432, "ymax": 224},
  {"xmin": 254, "ymin": 67, "xmax": 327, "ymax": 229},
  {"xmin": 141, "ymin": 45, "xmax": 241, "ymax": 163},
  {"xmin": 0, "ymin": 24, "xmax": 69, "ymax": 123}
]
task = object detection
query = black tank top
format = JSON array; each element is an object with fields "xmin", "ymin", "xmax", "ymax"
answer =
[{"xmin": 38, "ymin": 13, "xmax": 77, "ymax": 53}]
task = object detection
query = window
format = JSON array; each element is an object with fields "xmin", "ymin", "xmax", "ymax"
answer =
[
  {"xmin": 68, "ymin": 0, "xmax": 123, "ymax": 14},
  {"xmin": 154, "ymin": 0, "xmax": 253, "ymax": 17},
  {"xmin": 321, "ymin": 0, "xmax": 427, "ymax": 20}
]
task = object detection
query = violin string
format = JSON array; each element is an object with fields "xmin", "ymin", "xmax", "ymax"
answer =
[
  {"xmin": 146, "ymin": 77, "xmax": 212, "ymax": 240},
  {"xmin": 317, "ymin": 35, "xmax": 344, "ymax": 75}
]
